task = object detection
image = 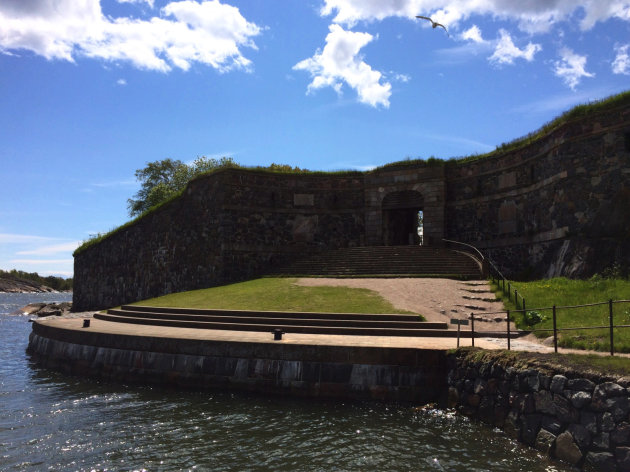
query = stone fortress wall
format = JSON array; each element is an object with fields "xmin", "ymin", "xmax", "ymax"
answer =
[
  {"xmin": 446, "ymin": 104, "xmax": 630, "ymax": 279},
  {"xmin": 74, "ymin": 100, "xmax": 630, "ymax": 311},
  {"xmin": 73, "ymin": 171, "xmax": 367, "ymax": 311}
]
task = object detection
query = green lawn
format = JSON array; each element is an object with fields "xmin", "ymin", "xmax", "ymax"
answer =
[
  {"xmin": 492, "ymin": 277, "xmax": 630, "ymax": 352},
  {"xmin": 130, "ymin": 277, "xmax": 423, "ymax": 318}
]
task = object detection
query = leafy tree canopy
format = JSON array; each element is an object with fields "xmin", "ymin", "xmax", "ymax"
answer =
[{"xmin": 127, "ymin": 156, "xmax": 236, "ymax": 216}]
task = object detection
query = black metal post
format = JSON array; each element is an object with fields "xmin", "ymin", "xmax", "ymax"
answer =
[
  {"xmin": 506, "ymin": 310, "xmax": 511, "ymax": 351},
  {"xmin": 552, "ymin": 305, "xmax": 557, "ymax": 353},
  {"xmin": 609, "ymin": 299, "xmax": 614, "ymax": 356},
  {"xmin": 471, "ymin": 312, "xmax": 475, "ymax": 347},
  {"xmin": 502, "ymin": 279, "xmax": 505, "ymax": 293},
  {"xmin": 508, "ymin": 282, "xmax": 511, "ymax": 301},
  {"xmin": 515, "ymin": 289, "xmax": 519, "ymax": 309},
  {"xmin": 523, "ymin": 299, "xmax": 526, "ymax": 314}
]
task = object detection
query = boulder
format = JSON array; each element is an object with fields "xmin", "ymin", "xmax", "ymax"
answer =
[
  {"xmin": 568, "ymin": 378, "xmax": 596, "ymax": 392},
  {"xmin": 535, "ymin": 429, "xmax": 556, "ymax": 455},
  {"xmin": 584, "ymin": 452, "xmax": 616, "ymax": 472},
  {"xmin": 554, "ymin": 431, "xmax": 583, "ymax": 466},
  {"xmin": 593, "ymin": 382, "xmax": 627, "ymax": 405},
  {"xmin": 615, "ymin": 447, "xmax": 630, "ymax": 471},
  {"xmin": 571, "ymin": 391, "xmax": 592, "ymax": 409},
  {"xmin": 550, "ymin": 375, "xmax": 568, "ymax": 394},
  {"xmin": 21, "ymin": 302, "xmax": 73, "ymax": 318}
]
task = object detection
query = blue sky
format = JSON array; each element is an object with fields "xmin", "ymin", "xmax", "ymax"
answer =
[{"xmin": 1, "ymin": 0, "xmax": 629, "ymax": 278}]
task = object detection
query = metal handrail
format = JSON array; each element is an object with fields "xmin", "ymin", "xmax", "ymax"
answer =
[
  {"xmin": 442, "ymin": 238, "xmax": 527, "ymax": 310},
  {"xmin": 442, "ymin": 238, "xmax": 485, "ymax": 262},
  {"xmin": 442, "ymin": 238, "xmax": 507, "ymax": 281}
]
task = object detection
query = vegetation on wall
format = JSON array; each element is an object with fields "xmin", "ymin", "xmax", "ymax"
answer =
[
  {"xmin": 0, "ymin": 269, "xmax": 73, "ymax": 291},
  {"xmin": 456, "ymin": 89, "xmax": 630, "ymax": 163},
  {"xmin": 127, "ymin": 156, "xmax": 238, "ymax": 217}
]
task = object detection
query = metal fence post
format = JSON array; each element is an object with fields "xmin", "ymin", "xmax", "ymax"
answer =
[
  {"xmin": 471, "ymin": 312, "xmax": 475, "ymax": 347},
  {"xmin": 515, "ymin": 289, "xmax": 519, "ymax": 309},
  {"xmin": 609, "ymin": 299, "xmax": 614, "ymax": 356},
  {"xmin": 523, "ymin": 298, "xmax": 526, "ymax": 314},
  {"xmin": 508, "ymin": 282, "xmax": 511, "ymax": 301},
  {"xmin": 552, "ymin": 305, "xmax": 558, "ymax": 353},
  {"xmin": 506, "ymin": 310, "xmax": 511, "ymax": 351}
]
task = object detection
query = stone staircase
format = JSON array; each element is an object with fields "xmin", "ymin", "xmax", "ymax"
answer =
[
  {"xmin": 94, "ymin": 305, "xmax": 458, "ymax": 337},
  {"xmin": 270, "ymin": 246, "xmax": 482, "ymax": 279}
]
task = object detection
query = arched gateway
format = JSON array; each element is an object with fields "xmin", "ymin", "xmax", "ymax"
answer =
[{"xmin": 382, "ymin": 190, "xmax": 424, "ymax": 246}]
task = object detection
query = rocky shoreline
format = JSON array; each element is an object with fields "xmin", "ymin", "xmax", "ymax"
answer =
[
  {"xmin": 9, "ymin": 301, "xmax": 97, "ymax": 319},
  {"xmin": 0, "ymin": 276, "xmax": 59, "ymax": 293},
  {"xmin": 10, "ymin": 302, "xmax": 73, "ymax": 317}
]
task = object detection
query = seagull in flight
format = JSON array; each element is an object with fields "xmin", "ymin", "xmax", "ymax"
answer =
[{"xmin": 416, "ymin": 15, "xmax": 449, "ymax": 36}]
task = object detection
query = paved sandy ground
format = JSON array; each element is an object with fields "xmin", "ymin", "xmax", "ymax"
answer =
[{"xmin": 296, "ymin": 277, "xmax": 506, "ymax": 325}]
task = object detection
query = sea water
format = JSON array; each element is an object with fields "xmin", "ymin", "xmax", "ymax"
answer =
[{"xmin": 0, "ymin": 292, "xmax": 571, "ymax": 471}]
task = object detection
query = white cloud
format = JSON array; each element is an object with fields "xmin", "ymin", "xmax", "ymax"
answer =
[
  {"xmin": 17, "ymin": 242, "xmax": 80, "ymax": 256},
  {"xmin": 0, "ymin": 233, "xmax": 79, "ymax": 276},
  {"xmin": 461, "ymin": 25, "xmax": 485, "ymax": 43},
  {"xmin": 0, "ymin": 233, "xmax": 58, "ymax": 244},
  {"xmin": 10, "ymin": 259, "xmax": 74, "ymax": 265},
  {"xmin": 612, "ymin": 44, "xmax": 630, "ymax": 75},
  {"xmin": 118, "ymin": 0, "xmax": 155, "ymax": 8},
  {"xmin": 0, "ymin": 0, "xmax": 262, "ymax": 73},
  {"xmin": 489, "ymin": 29, "xmax": 541, "ymax": 65},
  {"xmin": 390, "ymin": 72, "xmax": 411, "ymax": 83},
  {"xmin": 511, "ymin": 87, "xmax": 619, "ymax": 115},
  {"xmin": 117, "ymin": 78, "xmax": 127, "ymax": 85},
  {"xmin": 554, "ymin": 47, "xmax": 595, "ymax": 90},
  {"xmin": 293, "ymin": 24, "xmax": 391, "ymax": 108},
  {"xmin": 320, "ymin": 0, "xmax": 630, "ymax": 33}
]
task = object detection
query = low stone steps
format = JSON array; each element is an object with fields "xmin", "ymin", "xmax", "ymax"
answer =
[
  {"xmin": 271, "ymin": 246, "xmax": 482, "ymax": 278},
  {"xmin": 92, "ymin": 305, "xmax": 488, "ymax": 337}
]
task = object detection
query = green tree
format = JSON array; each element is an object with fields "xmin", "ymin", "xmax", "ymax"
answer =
[{"xmin": 127, "ymin": 156, "xmax": 236, "ymax": 216}]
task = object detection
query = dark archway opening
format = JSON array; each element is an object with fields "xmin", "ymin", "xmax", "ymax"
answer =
[{"xmin": 382, "ymin": 191, "xmax": 424, "ymax": 246}]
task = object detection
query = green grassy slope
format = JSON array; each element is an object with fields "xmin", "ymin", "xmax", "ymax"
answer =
[
  {"xmin": 129, "ymin": 277, "xmax": 423, "ymax": 318},
  {"xmin": 494, "ymin": 277, "xmax": 630, "ymax": 352}
]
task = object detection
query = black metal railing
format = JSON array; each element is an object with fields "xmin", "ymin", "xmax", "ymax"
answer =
[
  {"xmin": 442, "ymin": 238, "xmax": 529, "ymax": 312},
  {"xmin": 467, "ymin": 299, "xmax": 630, "ymax": 356}
]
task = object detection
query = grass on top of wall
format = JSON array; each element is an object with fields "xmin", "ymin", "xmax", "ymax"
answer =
[
  {"xmin": 454, "ymin": 347, "xmax": 630, "ymax": 378},
  {"xmin": 129, "ymin": 277, "xmax": 423, "ymax": 317},
  {"xmin": 492, "ymin": 277, "xmax": 630, "ymax": 353}
]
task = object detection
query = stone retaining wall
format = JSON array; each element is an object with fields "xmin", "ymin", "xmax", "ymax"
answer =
[
  {"xmin": 447, "ymin": 351, "xmax": 630, "ymax": 471},
  {"xmin": 27, "ymin": 321, "xmax": 447, "ymax": 404}
]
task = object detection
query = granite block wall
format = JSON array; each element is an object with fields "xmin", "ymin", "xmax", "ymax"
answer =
[
  {"xmin": 447, "ymin": 351, "xmax": 630, "ymax": 471},
  {"xmin": 74, "ymin": 170, "xmax": 367, "ymax": 311}
]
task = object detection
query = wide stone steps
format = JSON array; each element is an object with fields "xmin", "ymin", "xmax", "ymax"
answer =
[
  {"xmin": 92, "ymin": 305, "xmax": 486, "ymax": 337},
  {"xmin": 271, "ymin": 246, "xmax": 482, "ymax": 278}
]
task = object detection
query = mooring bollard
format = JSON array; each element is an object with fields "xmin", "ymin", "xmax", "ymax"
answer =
[
  {"xmin": 273, "ymin": 328, "xmax": 284, "ymax": 341},
  {"xmin": 82, "ymin": 319, "xmax": 90, "ymax": 328}
]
